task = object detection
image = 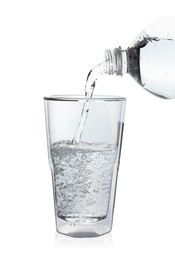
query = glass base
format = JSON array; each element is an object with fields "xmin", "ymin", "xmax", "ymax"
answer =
[{"xmin": 55, "ymin": 216, "xmax": 112, "ymax": 238}]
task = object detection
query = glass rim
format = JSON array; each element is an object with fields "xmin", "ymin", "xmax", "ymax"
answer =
[{"xmin": 44, "ymin": 95, "xmax": 126, "ymax": 102}]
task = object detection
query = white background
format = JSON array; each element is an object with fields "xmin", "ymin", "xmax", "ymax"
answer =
[{"xmin": 0, "ymin": 1, "xmax": 175, "ymax": 259}]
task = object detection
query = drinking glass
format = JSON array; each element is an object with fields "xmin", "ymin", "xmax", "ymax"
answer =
[{"xmin": 44, "ymin": 95, "xmax": 126, "ymax": 237}]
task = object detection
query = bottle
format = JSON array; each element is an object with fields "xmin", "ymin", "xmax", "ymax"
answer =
[{"xmin": 105, "ymin": 17, "xmax": 175, "ymax": 99}]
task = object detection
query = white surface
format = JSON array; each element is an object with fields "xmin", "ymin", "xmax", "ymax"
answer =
[{"xmin": 0, "ymin": 1, "xmax": 175, "ymax": 259}]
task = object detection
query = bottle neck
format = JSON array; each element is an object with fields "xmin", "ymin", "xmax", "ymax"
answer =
[{"xmin": 104, "ymin": 48, "xmax": 128, "ymax": 75}]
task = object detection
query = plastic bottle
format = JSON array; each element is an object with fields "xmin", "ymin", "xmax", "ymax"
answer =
[{"xmin": 105, "ymin": 17, "xmax": 175, "ymax": 99}]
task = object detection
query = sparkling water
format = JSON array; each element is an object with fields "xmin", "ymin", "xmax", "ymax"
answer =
[
  {"xmin": 72, "ymin": 62, "xmax": 106, "ymax": 144},
  {"xmin": 51, "ymin": 141, "xmax": 117, "ymax": 221}
]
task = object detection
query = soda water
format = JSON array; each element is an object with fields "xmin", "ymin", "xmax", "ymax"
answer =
[
  {"xmin": 72, "ymin": 61, "xmax": 106, "ymax": 144},
  {"xmin": 51, "ymin": 61, "xmax": 109, "ymax": 221},
  {"xmin": 51, "ymin": 141, "xmax": 117, "ymax": 220}
]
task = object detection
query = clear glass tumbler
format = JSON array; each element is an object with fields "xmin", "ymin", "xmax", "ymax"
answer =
[{"xmin": 44, "ymin": 95, "xmax": 126, "ymax": 237}]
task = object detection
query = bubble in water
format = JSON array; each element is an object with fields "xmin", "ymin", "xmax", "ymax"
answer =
[{"xmin": 51, "ymin": 141, "xmax": 117, "ymax": 220}]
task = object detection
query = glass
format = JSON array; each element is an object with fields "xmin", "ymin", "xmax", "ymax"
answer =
[{"xmin": 44, "ymin": 95, "xmax": 126, "ymax": 237}]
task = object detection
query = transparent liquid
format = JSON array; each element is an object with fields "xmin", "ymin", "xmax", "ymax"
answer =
[
  {"xmin": 128, "ymin": 36, "xmax": 175, "ymax": 99},
  {"xmin": 72, "ymin": 62, "xmax": 106, "ymax": 144},
  {"xmin": 51, "ymin": 141, "xmax": 117, "ymax": 221}
]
